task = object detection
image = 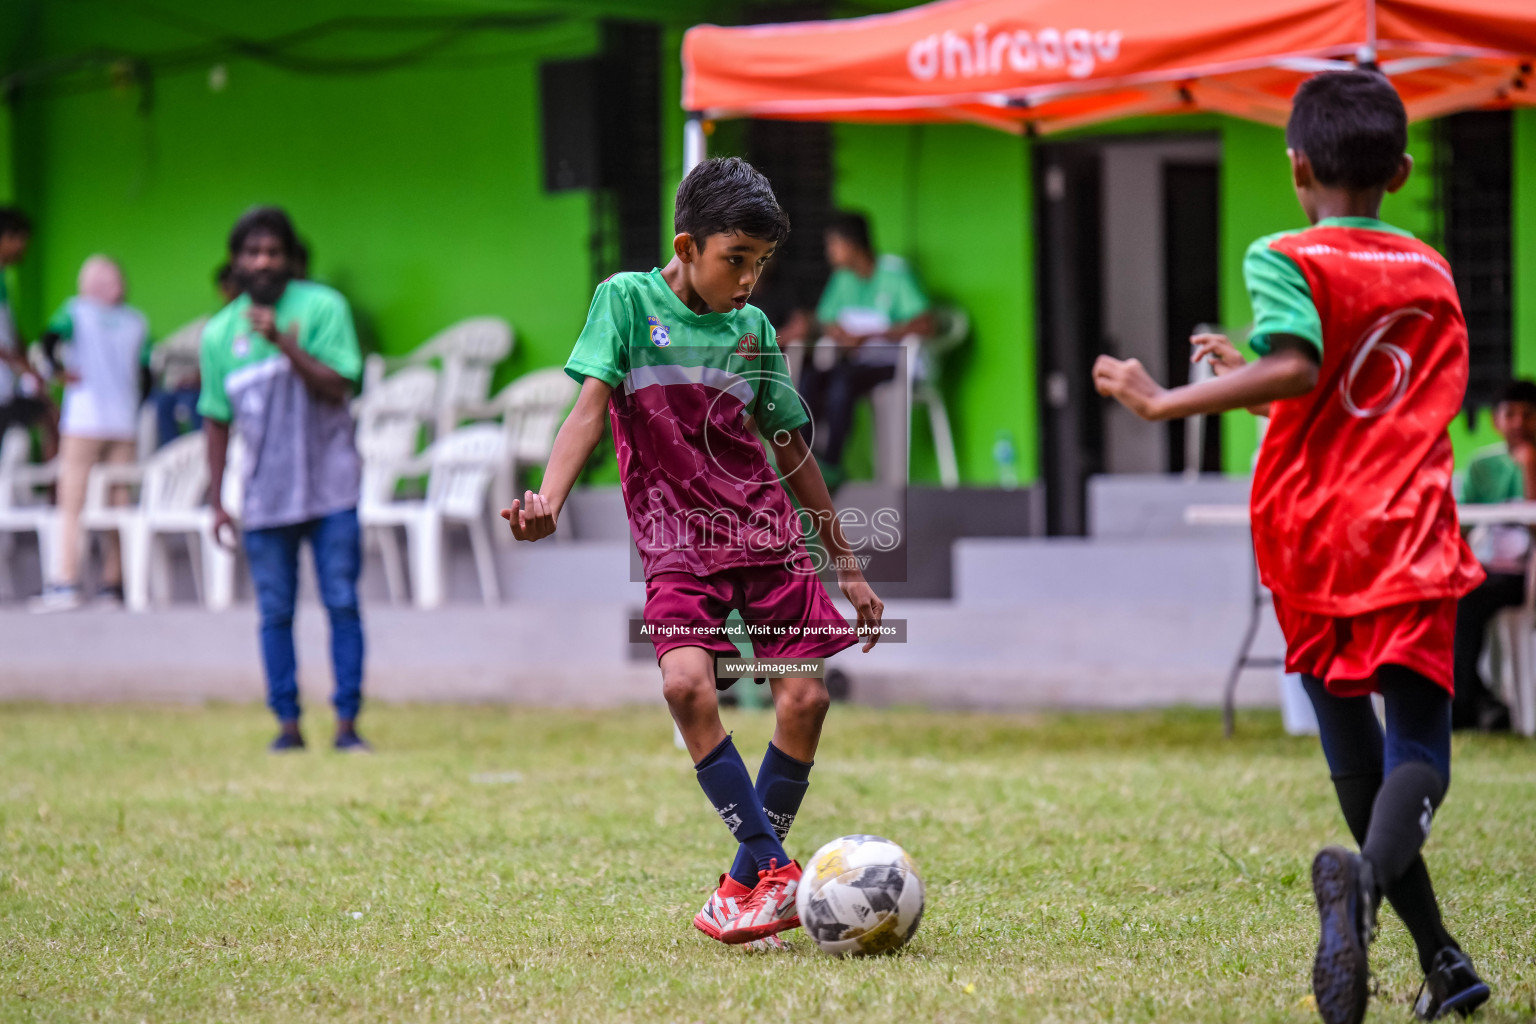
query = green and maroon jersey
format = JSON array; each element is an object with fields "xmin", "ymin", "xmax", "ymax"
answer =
[
  {"xmin": 1245, "ymin": 218, "xmax": 1483, "ymax": 616},
  {"xmin": 565, "ymin": 270, "xmax": 810, "ymax": 579}
]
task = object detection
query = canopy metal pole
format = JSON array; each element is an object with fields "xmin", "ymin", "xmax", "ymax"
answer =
[
  {"xmin": 684, "ymin": 112, "xmax": 707, "ymax": 174},
  {"xmin": 1359, "ymin": 0, "xmax": 1378, "ymax": 66},
  {"xmin": 675, "ymin": 109, "xmax": 711, "ymax": 753}
]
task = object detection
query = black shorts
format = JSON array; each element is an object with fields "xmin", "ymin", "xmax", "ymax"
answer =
[{"xmin": 0, "ymin": 397, "xmax": 48, "ymax": 434}]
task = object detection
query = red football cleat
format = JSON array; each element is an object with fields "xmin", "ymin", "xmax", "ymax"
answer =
[
  {"xmin": 718, "ymin": 859, "xmax": 802, "ymax": 945},
  {"xmin": 693, "ymin": 874, "xmax": 752, "ymax": 941}
]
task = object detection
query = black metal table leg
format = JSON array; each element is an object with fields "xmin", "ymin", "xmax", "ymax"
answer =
[{"xmin": 1223, "ymin": 534, "xmax": 1282, "ymax": 738}]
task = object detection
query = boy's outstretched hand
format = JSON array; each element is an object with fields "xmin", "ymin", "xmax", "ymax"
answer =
[
  {"xmin": 1191, "ymin": 333, "xmax": 1247, "ymax": 376},
  {"xmin": 838, "ymin": 573, "xmax": 885, "ymax": 652},
  {"xmin": 501, "ymin": 491, "xmax": 557, "ymax": 541},
  {"xmin": 1093, "ymin": 355, "xmax": 1169, "ymax": 422}
]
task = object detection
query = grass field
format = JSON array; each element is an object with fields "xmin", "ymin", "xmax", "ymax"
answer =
[{"xmin": 1, "ymin": 704, "xmax": 1533, "ymax": 1023}]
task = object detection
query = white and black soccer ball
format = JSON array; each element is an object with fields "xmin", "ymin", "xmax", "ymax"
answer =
[{"xmin": 796, "ymin": 834, "xmax": 924, "ymax": 956}]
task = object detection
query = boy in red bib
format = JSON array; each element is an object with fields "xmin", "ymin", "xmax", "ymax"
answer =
[{"xmin": 1095, "ymin": 71, "xmax": 1489, "ymax": 1024}]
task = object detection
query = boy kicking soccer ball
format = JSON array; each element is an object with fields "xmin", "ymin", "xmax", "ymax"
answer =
[
  {"xmin": 1095, "ymin": 70, "xmax": 1490, "ymax": 1023},
  {"xmin": 503, "ymin": 157, "xmax": 884, "ymax": 949}
]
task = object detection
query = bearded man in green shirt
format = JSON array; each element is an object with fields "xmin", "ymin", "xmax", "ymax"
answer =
[
  {"xmin": 200, "ymin": 207, "xmax": 369, "ymax": 753},
  {"xmin": 795, "ymin": 212, "xmax": 932, "ymax": 484}
]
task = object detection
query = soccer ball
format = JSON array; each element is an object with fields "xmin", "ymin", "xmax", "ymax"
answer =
[{"xmin": 796, "ymin": 834, "xmax": 924, "ymax": 956}]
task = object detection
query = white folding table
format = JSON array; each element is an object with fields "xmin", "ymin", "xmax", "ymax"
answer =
[{"xmin": 1183, "ymin": 501, "xmax": 1536, "ymax": 736}]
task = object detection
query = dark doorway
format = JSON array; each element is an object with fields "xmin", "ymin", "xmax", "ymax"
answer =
[
  {"xmin": 1034, "ymin": 136, "xmax": 1222, "ymax": 535},
  {"xmin": 744, "ymin": 119, "xmax": 834, "ymax": 324},
  {"xmin": 1034, "ymin": 145, "xmax": 1104, "ymax": 537},
  {"xmin": 741, "ymin": 3, "xmax": 835, "ymax": 327},
  {"xmin": 1163, "ymin": 162, "xmax": 1222, "ymax": 473},
  {"xmin": 1439, "ymin": 110, "xmax": 1512, "ymax": 411}
]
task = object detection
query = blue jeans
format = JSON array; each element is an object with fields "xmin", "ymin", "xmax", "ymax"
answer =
[
  {"xmin": 150, "ymin": 387, "xmax": 202, "ymax": 448},
  {"xmin": 1302, "ymin": 667, "xmax": 1452, "ymax": 783},
  {"xmin": 243, "ymin": 508, "xmax": 364, "ymax": 724}
]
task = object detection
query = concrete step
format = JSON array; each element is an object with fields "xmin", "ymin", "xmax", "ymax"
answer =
[
  {"xmin": 1088, "ymin": 473, "xmax": 1252, "ymax": 539},
  {"xmin": 830, "ymin": 597, "xmax": 1284, "ymax": 710},
  {"xmin": 953, "ymin": 536, "xmax": 1256, "ymax": 606},
  {"xmin": 0, "ymin": 603, "xmax": 656, "ymax": 706}
]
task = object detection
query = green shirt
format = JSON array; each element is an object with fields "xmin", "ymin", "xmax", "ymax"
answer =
[
  {"xmin": 1461, "ymin": 444, "xmax": 1524, "ymax": 504},
  {"xmin": 815, "ymin": 254, "xmax": 929, "ymax": 332},
  {"xmin": 565, "ymin": 269, "xmax": 806, "ymax": 438},
  {"xmin": 1461, "ymin": 443, "xmax": 1530, "ymax": 569},
  {"xmin": 197, "ymin": 282, "xmax": 361, "ymax": 422},
  {"xmin": 565, "ymin": 269, "xmax": 810, "ymax": 578},
  {"xmin": 1246, "ymin": 217, "xmax": 1416, "ymax": 357},
  {"xmin": 198, "ymin": 280, "xmax": 362, "ymax": 530}
]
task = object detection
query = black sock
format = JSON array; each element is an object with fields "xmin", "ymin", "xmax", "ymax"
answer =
[
  {"xmin": 1332, "ymin": 771, "xmax": 1456, "ymax": 972},
  {"xmin": 1389, "ymin": 857, "xmax": 1459, "ymax": 973},
  {"xmin": 728, "ymin": 743, "xmax": 813, "ymax": 889},
  {"xmin": 1361, "ymin": 761, "xmax": 1447, "ymax": 889},
  {"xmin": 694, "ymin": 735, "xmax": 788, "ymax": 876},
  {"xmin": 1330, "ymin": 771, "xmax": 1380, "ymax": 845}
]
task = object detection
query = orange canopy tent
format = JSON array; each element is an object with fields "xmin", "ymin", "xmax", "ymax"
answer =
[{"xmin": 680, "ymin": 0, "xmax": 1536, "ymax": 137}]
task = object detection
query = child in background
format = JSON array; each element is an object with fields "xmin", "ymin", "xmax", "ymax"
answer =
[
  {"xmin": 0, "ymin": 206, "xmax": 57, "ymax": 455},
  {"xmin": 144, "ymin": 263, "xmax": 239, "ymax": 449},
  {"xmin": 1095, "ymin": 71, "xmax": 1489, "ymax": 1023},
  {"xmin": 1450, "ymin": 378, "xmax": 1536, "ymax": 731},
  {"xmin": 31, "ymin": 255, "xmax": 149, "ymax": 612}
]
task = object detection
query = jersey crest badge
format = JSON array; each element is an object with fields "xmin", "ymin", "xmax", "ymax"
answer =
[
  {"xmin": 735, "ymin": 333, "xmax": 760, "ymax": 360},
  {"xmin": 647, "ymin": 315, "xmax": 671, "ymax": 347}
]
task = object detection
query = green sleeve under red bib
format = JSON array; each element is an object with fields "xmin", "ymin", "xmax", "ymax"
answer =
[{"xmin": 1244, "ymin": 234, "xmax": 1322, "ymax": 357}]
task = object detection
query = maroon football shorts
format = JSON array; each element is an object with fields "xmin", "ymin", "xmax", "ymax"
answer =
[{"xmin": 644, "ymin": 561, "xmax": 858, "ymax": 677}]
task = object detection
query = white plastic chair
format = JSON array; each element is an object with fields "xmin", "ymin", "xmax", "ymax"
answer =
[
  {"xmin": 1491, "ymin": 554, "xmax": 1536, "ymax": 736},
  {"xmin": 354, "ymin": 366, "xmax": 437, "ymax": 603},
  {"xmin": 913, "ymin": 307, "xmax": 968, "ymax": 489},
  {"xmin": 407, "ymin": 318, "xmax": 514, "ymax": 440},
  {"xmin": 867, "ymin": 306, "xmax": 968, "ymax": 489},
  {"xmin": 358, "ymin": 423, "xmax": 505, "ymax": 609},
  {"xmin": 0, "ymin": 426, "xmax": 59, "ymax": 599},
  {"xmin": 79, "ymin": 432, "xmax": 236, "ymax": 611},
  {"xmin": 475, "ymin": 368, "xmax": 579, "ymax": 543}
]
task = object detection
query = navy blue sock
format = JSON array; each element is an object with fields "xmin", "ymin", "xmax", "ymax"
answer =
[
  {"xmin": 694, "ymin": 735, "xmax": 788, "ymax": 876},
  {"xmin": 728, "ymin": 742, "xmax": 814, "ymax": 889}
]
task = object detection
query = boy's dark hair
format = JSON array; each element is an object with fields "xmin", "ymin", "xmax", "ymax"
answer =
[
  {"xmin": 0, "ymin": 205, "xmax": 33, "ymax": 238},
  {"xmin": 1287, "ymin": 70, "xmax": 1408, "ymax": 190},
  {"xmin": 826, "ymin": 211, "xmax": 872, "ymax": 254},
  {"xmin": 673, "ymin": 157, "xmax": 789, "ymax": 249},
  {"xmin": 1496, "ymin": 379, "xmax": 1536, "ymax": 408},
  {"xmin": 228, "ymin": 205, "xmax": 300, "ymax": 259}
]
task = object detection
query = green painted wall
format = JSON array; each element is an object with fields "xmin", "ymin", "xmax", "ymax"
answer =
[
  {"xmin": 8, "ymin": 1, "xmax": 1532, "ymax": 489},
  {"xmin": 3, "ymin": 0, "xmax": 714, "ymax": 383},
  {"xmin": 1214, "ymin": 118, "xmax": 1295, "ymax": 474},
  {"xmin": 1516, "ymin": 110, "xmax": 1536, "ymax": 381},
  {"xmin": 830, "ymin": 122, "xmax": 1034, "ymax": 485}
]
